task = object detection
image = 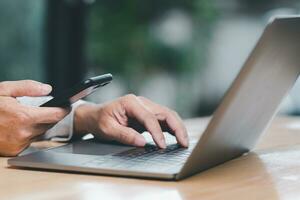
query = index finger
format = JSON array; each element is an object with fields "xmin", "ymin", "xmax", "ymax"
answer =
[
  {"xmin": 138, "ymin": 96, "xmax": 189, "ymax": 147},
  {"xmin": 122, "ymin": 95, "xmax": 166, "ymax": 148},
  {"xmin": 157, "ymin": 112, "xmax": 189, "ymax": 147},
  {"xmin": 28, "ymin": 106, "xmax": 70, "ymax": 124},
  {"xmin": 0, "ymin": 80, "xmax": 52, "ymax": 97}
]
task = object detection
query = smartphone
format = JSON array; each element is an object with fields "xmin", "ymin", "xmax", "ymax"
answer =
[{"xmin": 40, "ymin": 73, "xmax": 113, "ymax": 107}]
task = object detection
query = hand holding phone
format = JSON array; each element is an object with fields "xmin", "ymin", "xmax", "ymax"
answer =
[{"xmin": 40, "ymin": 74, "xmax": 113, "ymax": 107}]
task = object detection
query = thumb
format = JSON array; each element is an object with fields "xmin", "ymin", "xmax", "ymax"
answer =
[{"xmin": 0, "ymin": 80, "xmax": 52, "ymax": 97}]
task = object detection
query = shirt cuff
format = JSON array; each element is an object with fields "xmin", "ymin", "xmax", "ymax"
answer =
[{"xmin": 44, "ymin": 100, "xmax": 86, "ymax": 142}]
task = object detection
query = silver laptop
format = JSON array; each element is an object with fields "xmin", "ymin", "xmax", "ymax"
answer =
[{"xmin": 8, "ymin": 16, "xmax": 300, "ymax": 180}]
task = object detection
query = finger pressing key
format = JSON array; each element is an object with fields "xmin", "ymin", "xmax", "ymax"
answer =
[
  {"xmin": 138, "ymin": 96, "xmax": 188, "ymax": 147},
  {"xmin": 122, "ymin": 95, "xmax": 166, "ymax": 148}
]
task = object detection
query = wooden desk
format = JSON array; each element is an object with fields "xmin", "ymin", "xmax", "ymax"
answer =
[{"xmin": 1, "ymin": 116, "xmax": 300, "ymax": 200}]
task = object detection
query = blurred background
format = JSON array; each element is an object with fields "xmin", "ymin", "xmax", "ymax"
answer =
[{"xmin": 0, "ymin": 0, "xmax": 300, "ymax": 118}]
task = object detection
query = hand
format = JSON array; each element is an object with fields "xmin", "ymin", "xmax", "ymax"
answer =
[
  {"xmin": 74, "ymin": 94, "xmax": 188, "ymax": 148},
  {"xmin": 0, "ymin": 80, "xmax": 69, "ymax": 156}
]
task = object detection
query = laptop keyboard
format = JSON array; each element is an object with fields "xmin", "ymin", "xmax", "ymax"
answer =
[
  {"xmin": 83, "ymin": 142, "xmax": 196, "ymax": 171},
  {"xmin": 114, "ymin": 143, "xmax": 185, "ymax": 158}
]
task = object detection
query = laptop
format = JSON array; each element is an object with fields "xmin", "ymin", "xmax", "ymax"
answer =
[{"xmin": 8, "ymin": 16, "xmax": 300, "ymax": 180}]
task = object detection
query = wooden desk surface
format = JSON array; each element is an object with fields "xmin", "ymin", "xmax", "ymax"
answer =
[{"xmin": 1, "ymin": 116, "xmax": 300, "ymax": 200}]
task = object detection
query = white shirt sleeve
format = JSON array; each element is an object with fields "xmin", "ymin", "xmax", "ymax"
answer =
[{"xmin": 17, "ymin": 96, "xmax": 86, "ymax": 142}]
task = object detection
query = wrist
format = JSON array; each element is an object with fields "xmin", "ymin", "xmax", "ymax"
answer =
[{"xmin": 74, "ymin": 103, "xmax": 98, "ymax": 134}]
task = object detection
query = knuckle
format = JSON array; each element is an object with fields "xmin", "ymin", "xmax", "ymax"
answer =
[
  {"xmin": 170, "ymin": 110, "xmax": 180, "ymax": 118},
  {"xmin": 22, "ymin": 79, "xmax": 34, "ymax": 85},
  {"xmin": 53, "ymin": 109, "xmax": 66, "ymax": 121},
  {"xmin": 22, "ymin": 80, "xmax": 40, "ymax": 87},
  {"xmin": 144, "ymin": 113, "xmax": 156, "ymax": 123},
  {"xmin": 22, "ymin": 80, "xmax": 44, "ymax": 93},
  {"xmin": 16, "ymin": 130, "xmax": 31, "ymax": 141},
  {"xmin": 124, "ymin": 94, "xmax": 137, "ymax": 101},
  {"xmin": 137, "ymin": 96, "xmax": 146, "ymax": 101},
  {"xmin": 15, "ymin": 111, "xmax": 30, "ymax": 124},
  {"xmin": 120, "ymin": 94, "xmax": 138, "ymax": 109}
]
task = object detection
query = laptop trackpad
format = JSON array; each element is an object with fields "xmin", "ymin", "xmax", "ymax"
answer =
[{"xmin": 50, "ymin": 139, "xmax": 135, "ymax": 156}]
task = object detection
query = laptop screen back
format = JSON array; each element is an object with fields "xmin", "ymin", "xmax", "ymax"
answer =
[{"xmin": 178, "ymin": 17, "xmax": 300, "ymax": 179}]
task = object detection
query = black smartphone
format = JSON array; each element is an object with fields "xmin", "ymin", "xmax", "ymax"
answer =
[{"xmin": 40, "ymin": 73, "xmax": 113, "ymax": 107}]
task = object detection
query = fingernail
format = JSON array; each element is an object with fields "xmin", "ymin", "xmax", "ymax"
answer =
[
  {"xmin": 135, "ymin": 136, "xmax": 146, "ymax": 147},
  {"xmin": 160, "ymin": 139, "xmax": 166, "ymax": 149},
  {"xmin": 42, "ymin": 84, "xmax": 52, "ymax": 94},
  {"xmin": 183, "ymin": 139, "xmax": 189, "ymax": 147}
]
